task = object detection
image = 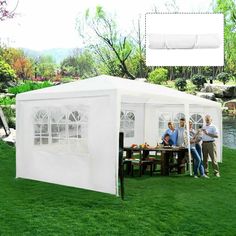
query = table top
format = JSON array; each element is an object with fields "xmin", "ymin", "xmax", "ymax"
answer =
[{"xmin": 124, "ymin": 146, "xmax": 187, "ymax": 152}]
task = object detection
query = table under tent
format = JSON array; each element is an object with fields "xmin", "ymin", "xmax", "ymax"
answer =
[{"xmin": 16, "ymin": 75, "xmax": 222, "ymax": 196}]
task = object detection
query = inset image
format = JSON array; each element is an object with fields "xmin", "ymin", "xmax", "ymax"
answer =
[{"xmin": 145, "ymin": 13, "xmax": 224, "ymax": 66}]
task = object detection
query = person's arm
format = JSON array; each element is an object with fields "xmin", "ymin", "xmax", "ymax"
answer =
[
  {"xmin": 203, "ymin": 126, "xmax": 218, "ymax": 138},
  {"xmin": 161, "ymin": 129, "xmax": 167, "ymax": 140}
]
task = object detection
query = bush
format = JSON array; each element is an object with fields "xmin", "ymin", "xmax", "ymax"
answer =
[
  {"xmin": 175, "ymin": 78, "xmax": 187, "ymax": 91},
  {"xmin": 191, "ymin": 74, "xmax": 206, "ymax": 91},
  {"xmin": 0, "ymin": 58, "xmax": 16, "ymax": 90},
  {"xmin": 8, "ymin": 81, "xmax": 53, "ymax": 95},
  {"xmin": 148, "ymin": 68, "xmax": 168, "ymax": 85},
  {"xmin": 2, "ymin": 106, "xmax": 16, "ymax": 129},
  {"xmin": 60, "ymin": 76, "xmax": 75, "ymax": 83},
  {"xmin": 216, "ymin": 72, "xmax": 230, "ymax": 85},
  {"xmin": 0, "ymin": 97, "xmax": 15, "ymax": 105}
]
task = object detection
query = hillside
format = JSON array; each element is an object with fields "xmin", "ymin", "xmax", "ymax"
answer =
[{"xmin": 22, "ymin": 48, "xmax": 76, "ymax": 64}]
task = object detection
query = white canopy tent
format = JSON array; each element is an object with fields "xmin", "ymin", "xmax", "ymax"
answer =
[{"xmin": 16, "ymin": 75, "xmax": 222, "ymax": 196}]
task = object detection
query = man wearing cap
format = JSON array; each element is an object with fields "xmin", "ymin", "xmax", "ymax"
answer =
[{"xmin": 202, "ymin": 115, "xmax": 220, "ymax": 177}]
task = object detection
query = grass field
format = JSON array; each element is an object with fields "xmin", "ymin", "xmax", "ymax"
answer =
[{"xmin": 0, "ymin": 141, "xmax": 236, "ymax": 236}]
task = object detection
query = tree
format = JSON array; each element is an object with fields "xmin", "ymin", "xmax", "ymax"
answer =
[
  {"xmin": 191, "ymin": 74, "xmax": 206, "ymax": 91},
  {"xmin": 216, "ymin": 72, "xmax": 230, "ymax": 84},
  {"xmin": 37, "ymin": 56, "xmax": 56, "ymax": 80},
  {"xmin": 0, "ymin": 57, "xmax": 16, "ymax": 89},
  {"xmin": 148, "ymin": 68, "xmax": 168, "ymax": 85},
  {"xmin": 1, "ymin": 47, "xmax": 34, "ymax": 80},
  {"xmin": 175, "ymin": 78, "xmax": 187, "ymax": 91},
  {"xmin": 61, "ymin": 49, "xmax": 97, "ymax": 78},
  {"xmin": 77, "ymin": 6, "xmax": 135, "ymax": 79},
  {"xmin": 214, "ymin": 0, "xmax": 236, "ymax": 75},
  {"xmin": 13, "ymin": 57, "xmax": 34, "ymax": 81},
  {"xmin": 129, "ymin": 15, "xmax": 149, "ymax": 78}
]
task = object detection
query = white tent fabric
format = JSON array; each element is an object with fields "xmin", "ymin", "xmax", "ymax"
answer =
[
  {"xmin": 16, "ymin": 75, "xmax": 222, "ymax": 196},
  {"xmin": 149, "ymin": 34, "xmax": 220, "ymax": 49}
]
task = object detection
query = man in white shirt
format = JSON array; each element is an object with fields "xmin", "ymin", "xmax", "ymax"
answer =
[
  {"xmin": 176, "ymin": 118, "xmax": 186, "ymax": 146},
  {"xmin": 202, "ymin": 115, "xmax": 220, "ymax": 177}
]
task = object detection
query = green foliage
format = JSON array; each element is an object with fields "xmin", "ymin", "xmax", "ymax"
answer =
[
  {"xmin": 60, "ymin": 76, "xmax": 75, "ymax": 83},
  {"xmin": 214, "ymin": 0, "xmax": 236, "ymax": 74},
  {"xmin": 78, "ymin": 6, "xmax": 135, "ymax": 79},
  {"xmin": 37, "ymin": 56, "xmax": 56, "ymax": 80},
  {"xmin": 8, "ymin": 81, "xmax": 53, "ymax": 95},
  {"xmin": 2, "ymin": 106, "xmax": 15, "ymax": 128},
  {"xmin": 148, "ymin": 68, "xmax": 168, "ymax": 84},
  {"xmin": 216, "ymin": 72, "xmax": 231, "ymax": 85},
  {"xmin": 61, "ymin": 50, "xmax": 97, "ymax": 79},
  {"xmin": 191, "ymin": 74, "xmax": 206, "ymax": 91},
  {"xmin": 0, "ymin": 58, "xmax": 16, "ymax": 90},
  {"xmin": 0, "ymin": 142, "xmax": 236, "ymax": 234},
  {"xmin": 0, "ymin": 97, "xmax": 15, "ymax": 105},
  {"xmin": 175, "ymin": 78, "xmax": 187, "ymax": 91}
]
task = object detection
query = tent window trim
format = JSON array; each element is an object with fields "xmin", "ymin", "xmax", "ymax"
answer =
[
  {"xmin": 33, "ymin": 107, "xmax": 88, "ymax": 146},
  {"xmin": 120, "ymin": 110, "xmax": 135, "ymax": 138}
]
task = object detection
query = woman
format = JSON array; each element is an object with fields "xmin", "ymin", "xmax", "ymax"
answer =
[
  {"xmin": 189, "ymin": 121, "xmax": 209, "ymax": 178},
  {"xmin": 162, "ymin": 121, "xmax": 177, "ymax": 146}
]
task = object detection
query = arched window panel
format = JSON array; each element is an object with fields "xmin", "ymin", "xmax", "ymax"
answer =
[
  {"xmin": 33, "ymin": 106, "xmax": 88, "ymax": 147},
  {"xmin": 159, "ymin": 113, "xmax": 172, "ymax": 130},
  {"xmin": 173, "ymin": 113, "xmax": 185, "ymax": 128},
  {"xmin": 120, "ymin": 110, "xmax": 135, "ymax": 138},
  {"xmin": 190, "ymin": 113, "xmax": 203, "ymax": 130},
  {"xmin": 34, "ymin": 109, "xmax": 49, "ymax": 124},
  {"xmin": 51, "ymin": 108, "xmax": 66, "ymax": 123}
]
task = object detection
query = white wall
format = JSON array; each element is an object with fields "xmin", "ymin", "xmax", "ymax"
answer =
[{"xmin": 16, "ymin": 92, "xmax": 119, "ymax": 195}]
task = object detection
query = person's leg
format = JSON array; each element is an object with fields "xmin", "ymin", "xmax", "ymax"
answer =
[
  {"xmin": 196, "ymin": 143, "xmax": 205, "ymax": 176},
  {"xmin": 195, "ymin": 143, "xmax": 202, "ymax": 159},
  {"xmin": 202, "ymin": 143, "xmax": 209, "ymax": 175},
  {"xmin": 191, "ymin": 147, "xmax": 201, "ymax": 176},
  {"xmin": 208, "ymin": 142, "xmax": 220, "ymax": 175}
]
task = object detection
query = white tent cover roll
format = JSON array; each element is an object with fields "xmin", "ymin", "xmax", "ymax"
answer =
[
  {"xmin": 149, "ymin": 34, "xmax": 220, "ymax": 49},
  {"xmin": 16, "ymin": 75, "xmax": 222, "ymax": 195}
]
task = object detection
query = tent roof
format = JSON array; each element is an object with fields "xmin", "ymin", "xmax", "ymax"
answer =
[{"xmin": 16, "ymin": 75, "xmax": 220, "ymax": 107}]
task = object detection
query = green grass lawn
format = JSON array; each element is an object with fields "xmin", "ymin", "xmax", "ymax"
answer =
[{"xmin": 0, "ymin": 141, "xmax": 236, "ymax": 236}]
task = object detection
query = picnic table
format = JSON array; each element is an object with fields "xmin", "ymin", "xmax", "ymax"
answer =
[{"xmin": 123, "ymin": 146, "xmax": 188, "ymax": 176}]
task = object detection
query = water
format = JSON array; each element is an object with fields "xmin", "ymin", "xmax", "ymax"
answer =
[{"xmin": 223, "ymin": 115, "xmax": 236, "ymax": 149}]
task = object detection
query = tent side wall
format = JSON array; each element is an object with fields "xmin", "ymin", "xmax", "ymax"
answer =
[{"xmin": 16, "ymin": 90, "xmax": 120, "ymax": 195}]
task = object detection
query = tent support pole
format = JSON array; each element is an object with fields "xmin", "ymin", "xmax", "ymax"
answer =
[{"xmin": 184, "ymin": 104, "xmax": 192, "ymax": 176}]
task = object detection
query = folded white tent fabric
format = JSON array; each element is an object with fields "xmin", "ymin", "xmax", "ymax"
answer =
[{"xmin": 148, "ymin": 34, "xmax": 220, "ymax": 49}]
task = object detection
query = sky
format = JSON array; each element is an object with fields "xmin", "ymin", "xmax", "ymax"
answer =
[{"xmin": 0, "ymin": 0, "xmax": 213, "ymax": 50}]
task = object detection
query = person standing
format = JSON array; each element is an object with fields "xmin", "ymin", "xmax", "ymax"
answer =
[
  {"xmin": 189, "ymin": 121, "xmax": 208, "ymax": 178},
  {"xmin": 202, "ymin": 115, "xmax": 220, "ymax": 177},
  {"xmin": 176, "ymin": 118, "xmax": 188, "ymax": 174},
  {"xmin": 176, "ymin": 118, "xmax": 186, "ymax": 147}
]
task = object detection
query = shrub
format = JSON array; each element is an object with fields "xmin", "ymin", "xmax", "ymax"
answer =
[
  {"xmin": 191, "ymin": 74, "xmax": 206, "ymax": 91},
  {"xmin": 216, "ymin": 72, "xmax": 230, "ymax": 85},
  {"xmin": 2, "ymin": 106, "xmax": 15, "ymax": 129},
  {"xmin": 175, "ymin": 78, "xmax": 187, "ymax": 91},
  {"xmin": 60, "ymin": 76, "xmax": 75, "ymax": 83},
  {"xmin": 8, "ymin": 81, "xmax": 53, "ymax": 95},
  {"xmin": 148, "ymin": 68, "xmax": 168, "ymax": 85},
  {"xmin": 0, "ymin": 58, "xmax": 16, "ymax": 90},
  {"xmin": 0, "ymin": 97, "xmax": 15, "ymax": 105}
]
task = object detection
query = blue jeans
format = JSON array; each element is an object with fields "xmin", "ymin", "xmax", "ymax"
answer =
[{"xmin": 191, "ymin": 145, "xmax": 205, "ymax": 176}]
